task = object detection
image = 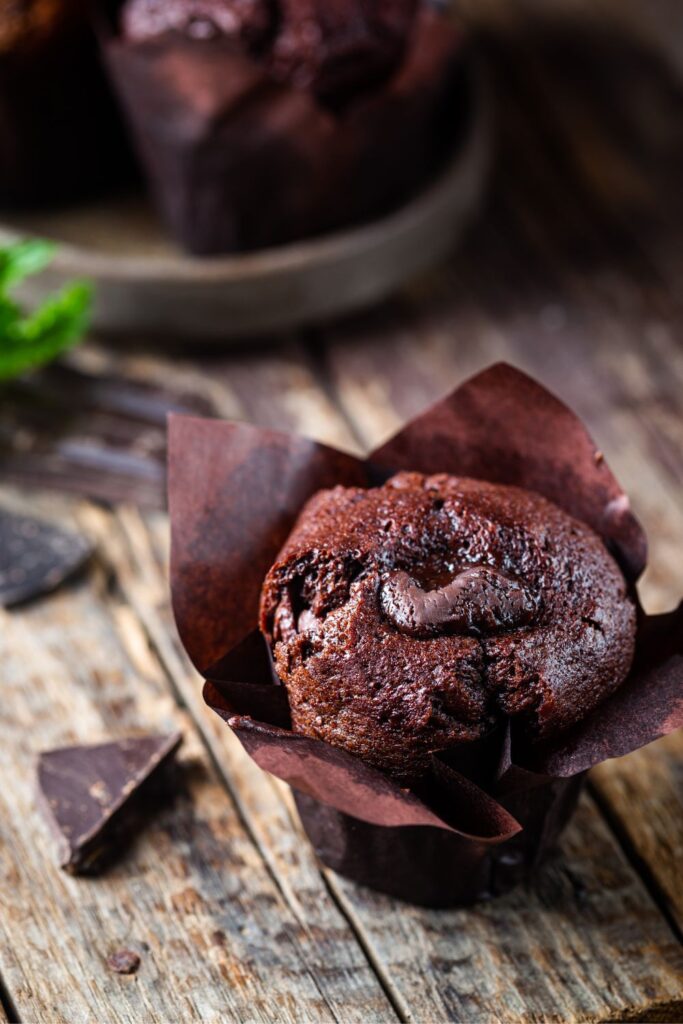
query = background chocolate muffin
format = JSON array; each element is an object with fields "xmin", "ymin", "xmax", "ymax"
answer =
[
  {"xmin": 105, "ymin": 0, "xmax": 468, "ymax": 253},
  {"xmin": 0, "ymin": 0, "xmax": 129, "ymax": 206},
  {"xmin": 260, "ymin": 471, "xmax": 637, "ymax": 781},
  {"xmin": 121, "ymin": 0, "xmax": 418, "ymax": 104}
]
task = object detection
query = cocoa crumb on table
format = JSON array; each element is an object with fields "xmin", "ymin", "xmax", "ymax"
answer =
[{"xmin": 106, "ymin": 950, "xmax": 141, "ymax": 975}]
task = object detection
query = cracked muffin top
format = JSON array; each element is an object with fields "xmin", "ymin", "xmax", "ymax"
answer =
[
  {"xmin": 260, "ymin": 472, "xmax": 636, "ymax": 782},
  {"xmin": 120, "ymin": 0, "xmax": 418, "ymax": 105}
]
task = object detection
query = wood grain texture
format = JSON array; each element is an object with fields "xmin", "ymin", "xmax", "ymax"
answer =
[
  {"xmin": 0, "ymin": 340, "xmax": 359, "ymax": 509},
  {"xmin": 326, "ymin": 797, "xmax": 683, "ymax": 1023},
  {"xmin": 0, "ymin": 493, "xmax": 393, "ymax": 1024}
]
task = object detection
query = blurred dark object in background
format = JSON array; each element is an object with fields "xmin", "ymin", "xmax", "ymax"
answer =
[
  {"xmin": 2, "ymin": 1, "xmax": 682, "ymax": 506},
  {"xmin": 103, "ymin": 0, "xmax": 468, "ymax": 254},
  {"xmin": 0, "ymin": 0, "xmax": 132, "ymax": 208}
]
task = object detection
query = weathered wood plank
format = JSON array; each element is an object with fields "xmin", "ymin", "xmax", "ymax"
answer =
[
  {"xmin": 80, "ymin": 500, "xmax": 398, "ymax": 1021},
  {"xmin": 591, "ymin": 732, "xmax": 683, "ymax": 936},
  {"xmin": 68, "ymin": 341, "xmax": 359, "ymax": 451},
  {"xmin": 0, "ymin": 340, "xmax": 359, "ymax": 509},
  {"xmin": 0, "ymin": 492, "xmax": 394, "ymax": 1024},
  {"xmin": 563, "ymin": 340, "xmax": 683, "ymax": 934},
  {"xmin": 326, "ymin": 796, "xmax": 683, "ymax": 1024}
]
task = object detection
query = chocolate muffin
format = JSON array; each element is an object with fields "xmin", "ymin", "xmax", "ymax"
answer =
[
  {"xmin": 260, "ymin": 472, "xmax": 637, "ymax": 782},
  {"xmin": 0, "ymin": 0, "xmax": 129, "ymax": 206},
  {"xmin": 104, "ymin": 0, "xmax": 467, "ymax": 253}
]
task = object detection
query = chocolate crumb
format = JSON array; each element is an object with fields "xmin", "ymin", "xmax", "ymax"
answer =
[{"xmin": 107, "ymin": 949, "xmax": 141, "ymax": 975}]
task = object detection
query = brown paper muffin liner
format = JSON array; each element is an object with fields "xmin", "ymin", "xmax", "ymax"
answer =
[
  {"xmin": 98, "ymin": 2, "xmax": 471, "ymax": 254},
  {"xmin": 168, "ymin": 364, "xmax": 683, "ymax": 906}
]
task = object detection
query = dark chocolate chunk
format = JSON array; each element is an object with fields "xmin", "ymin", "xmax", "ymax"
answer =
[
  {"xmin": 0, "ymin": 508, "xmax": 93, "ymax": 608},
  {"xmin": 37, "ymin": 733, "xmax": 183, "ymax": 875},
  {"xmin": 107, "ymin": 949, "xmax": 142, "ymax": 975}
]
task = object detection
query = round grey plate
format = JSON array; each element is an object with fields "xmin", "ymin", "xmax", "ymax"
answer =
[{"xmin": 0, "ymin": 68, "xmax": 491, "ymax": 339}]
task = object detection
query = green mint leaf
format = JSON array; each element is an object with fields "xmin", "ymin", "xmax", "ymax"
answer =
[
  {"xmin": 0, "ymin": 240, "xmax": 91, "ymax": 381},
  {"xmin": 0, "ymin": 295, "xmax": 21, "ymax": 335},
  {"xmin": 0, "ymin": 239, "xmax": 56, "ymax": 289}
]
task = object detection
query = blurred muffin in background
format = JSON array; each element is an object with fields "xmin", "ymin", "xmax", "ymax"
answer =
[
  {"xmin": 0, "ymin": 0, "xmax": 130, "ymax": 207},
  {"xmin": 104, "ymin": 0, "xmax": 470, "ymax": 254}
]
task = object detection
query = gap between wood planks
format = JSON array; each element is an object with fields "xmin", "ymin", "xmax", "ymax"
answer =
[{"xmin": 300, "ymin": 329, "xmax": 368, "ymax": 457}]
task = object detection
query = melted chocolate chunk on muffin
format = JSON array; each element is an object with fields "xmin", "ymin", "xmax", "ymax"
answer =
[{"xmin": 260, "ymin": 472, "xmax": 637, "ymax": 782}]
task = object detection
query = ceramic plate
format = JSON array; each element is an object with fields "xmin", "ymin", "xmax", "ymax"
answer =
[{"xmin": 0, "ymin": 65, "xmax": 491, "ymax": 339}]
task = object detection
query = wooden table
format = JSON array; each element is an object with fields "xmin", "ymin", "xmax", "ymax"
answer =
[{"xmin": 1, "ymin": 5, "xmax": 683, "ymax": 1022}]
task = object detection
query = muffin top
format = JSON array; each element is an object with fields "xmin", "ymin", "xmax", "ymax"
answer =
[
  {"xmin": 0, "ymin": 0, "xmax": 85, "ymax": 53},
  {"xmin": 120, "ymin": 0, "xmax": 274, "ymax": 49},
  {"xmin": 120, "ymin": 0, "xmax": 418, "ymax": 104},
  {"xmin": 260, "ymin": 471, "xmax": 636, "ymax": 782}
]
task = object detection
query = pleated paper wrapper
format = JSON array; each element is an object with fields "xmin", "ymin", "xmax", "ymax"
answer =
[{"xmin": 168, "ymin": 364, "xmax": 682, "ymax": 906}]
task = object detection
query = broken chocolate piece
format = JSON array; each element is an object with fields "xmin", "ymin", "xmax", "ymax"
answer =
[
  {"xmin": 37, "ymin": 733, "xmax": 182, "ymax": 875},
  {"xmin": 107, "ymin": 949, "xmax": 142, "ymax": 975},
  {"xmin": 0, "ymin": 508, "xmax": 93, "ymax": 608},
  {"xmin": 380, "ymin": 566, "xmax": 539, "ymax": 638}
]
